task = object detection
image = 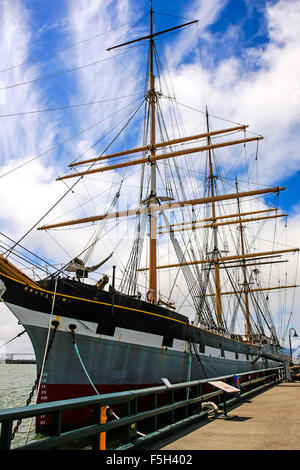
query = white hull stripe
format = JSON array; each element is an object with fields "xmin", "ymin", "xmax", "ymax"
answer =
[{"xmin": 5, "ymin": 301, "xmax": 256, "ymax": 360}]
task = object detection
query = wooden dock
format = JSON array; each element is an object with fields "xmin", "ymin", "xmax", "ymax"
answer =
[{"xmin": 151, "ymin": 382, "xmax": 300, "ymax": 451}]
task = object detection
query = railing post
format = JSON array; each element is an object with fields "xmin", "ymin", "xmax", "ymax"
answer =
[
  {"xmin": 122, "ymin": 399, "xmax": 137, "ymax": 444},
  {"xmin": 150, "ymin": 392, "xmax": 158, "ymax": 432},
  {"xmin": 220, "ymin": 392, "xmax": 228, "ymax": 418},
  {"xmin": 129, "ymin": 397, "xmax": 138, "ymax": 441},
  {"xmin": 91, "ymin": 404, "xmax": 101, "ymax": 451},
  {"xmin": 122, "ymin": 400, "xmax": 130, "ymax": 443},
  {"xmin": 100, "ymin": 407, "xmax": 108, "ymax": 450},
  {"xmin": 0, "ymin": 419, "xmax": 13, "ymax": 450},
  {"xmin": 198, "ymin": 383, "xmax": 202, "ymax": 414},
  {"xmin": 50, "ymin": 410, "xmax": 62, "ymax": 437},
  {"xmin": 167, "ymin": 390, "xmax": 175, "ymax": 424},
  {"xmin": 91, "ymin": 404, "xmax": 108, "ymax": 450},
  {"xmin": 130, "ymin": 398, "xmax": 138, "ymax": 442},
  {"xmin": 183, "ymin": 384, "xmax": 189, "ymax": 419}
]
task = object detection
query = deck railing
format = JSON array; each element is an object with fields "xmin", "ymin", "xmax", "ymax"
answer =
[{"xmin": 0, "ymin": 366, "xmax": 284, "ymax": 451}]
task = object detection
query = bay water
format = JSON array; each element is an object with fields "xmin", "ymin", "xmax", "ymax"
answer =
[
  {"xmin": 0, "ymin": 363, "xmax": 92, "ymax": 450},
  {"xmin": 0, "ymin": 363, "xmax": 40, "ymax": 448}
]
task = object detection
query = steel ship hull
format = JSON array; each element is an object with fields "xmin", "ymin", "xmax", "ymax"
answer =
[{"xmin": 0, "ymin": 270, "xmax": 284, "ymax": 431}]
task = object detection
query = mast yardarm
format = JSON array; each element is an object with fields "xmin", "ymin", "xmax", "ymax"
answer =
[
  {"xmin": 204, "ymin": 284, "xmax": 298, "ymax": 297},
  {"xmin": 106, "ymin": 20, "xmax": 199, "ymax": 52},
  {"xmin": 138, "ymin": 248, "xmax": 299, "ymax": 271},
  {"xmin": 68, "ymin": 125, "xmax": 248, "ymax": 168},
  {"xmin": 57, "ymin": 135, "xmax": 263, "ymax": 181},
  {"xmin": 156, "ymin": 213, "xmax": 287, "ymax": 235},
  {"xmin": 157, "ymin": 208, "xmax": 281, "ymax": 230},
  {"xmin": 38, "ymin": 186, "xmax": 285, "ymax": 230}
]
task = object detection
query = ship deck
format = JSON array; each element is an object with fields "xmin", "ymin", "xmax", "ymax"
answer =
[{"xmin": 150, "ymin": 382, "xmax": 300, "ymax": 450}]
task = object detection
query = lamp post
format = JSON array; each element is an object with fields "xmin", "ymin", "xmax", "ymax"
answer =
[{"xmin": 289, "ymin": 328, "xmax": 298, "ymax": 365}]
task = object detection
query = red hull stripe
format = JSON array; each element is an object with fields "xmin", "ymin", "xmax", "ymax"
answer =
[{"xmin": 36, "ymin": 383, "xmax": 157, "ymax": 430}]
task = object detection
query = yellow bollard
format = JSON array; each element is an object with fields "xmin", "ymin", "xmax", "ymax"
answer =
[{"xmin": 100, "ymin": 406, "xmax": 108, "ymax": 450}]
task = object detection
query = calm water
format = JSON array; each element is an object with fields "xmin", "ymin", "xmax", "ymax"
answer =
[
  {"xmin": 0, "ymin": 363, "xmax": 40, "ymax": 448},
  {"xmin": 0, "ymin": 364, "xmax": 92, "ymax": 450}
]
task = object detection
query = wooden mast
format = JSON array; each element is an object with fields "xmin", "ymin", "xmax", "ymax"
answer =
[
  {"xmin": 235, "ymin": 177, "xmax": 251, "ymax": 339},
  {"xmin": 148, "ymin": 0, "xmax": 157, "ymax": 303},
  {"xmin": 206, "ymin": 108, "xmax": 222, "ymax": 325}
]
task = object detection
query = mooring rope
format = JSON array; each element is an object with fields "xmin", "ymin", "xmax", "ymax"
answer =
[
  {"xmin": 0, "ymin": 330, "xmax": 26, "ymax": 349},
  {"xmin": 70, "ymin": 326, "xmax": 146, "ymax": 437},
  {"xmin": 73, "ymin": 341, "xmax": 100, "ymax": 397},
  {"xmin": 23, "ymin": 278, "xmax": 59, "ymax": 444},
  {"xmin": 11, "ymin": 321, "xmax": 59, "ymax": 442}
]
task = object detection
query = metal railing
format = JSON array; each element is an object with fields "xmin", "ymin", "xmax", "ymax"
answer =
[
  {"xmin": 0, "ymin": 354, "xmax": 36, "ymax": 363},
  {"xmin": 0, "ymin": 366, "xmax": 284, "ymax": 451}
]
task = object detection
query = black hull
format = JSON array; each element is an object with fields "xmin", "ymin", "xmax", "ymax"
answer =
[{"xmin": 0, "ymin": 272, "xmax": 285, "ymax": 364}]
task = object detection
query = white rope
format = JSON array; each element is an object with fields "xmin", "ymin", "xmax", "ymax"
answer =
[
  {"xmin": 72, "ymin": 336, "xmax": 146, "ymax": 437},
  {"xmin": 24, "ymin": 278, "xmax": 58, "ymax": 444}
]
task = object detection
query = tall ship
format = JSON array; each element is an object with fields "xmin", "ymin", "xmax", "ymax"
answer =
[{"xmin": 0, "ymin": 2, "xmax": 298, "ymax": 431}]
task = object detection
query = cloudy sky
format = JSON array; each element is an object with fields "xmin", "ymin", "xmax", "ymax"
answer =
[{"xmin": 0, "ymin": 0, "xmax": 300, "ymax": 356}]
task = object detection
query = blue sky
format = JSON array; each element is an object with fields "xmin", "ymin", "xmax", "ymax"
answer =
[{"xmin": 0, "ymin": 0, "xmax": 300, "ymax": 353}]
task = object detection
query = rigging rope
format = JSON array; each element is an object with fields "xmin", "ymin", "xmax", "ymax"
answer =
[
  {"xmin": 191, "ymin": 341, "xmax": 218, "ymax": 377},
  {"xmin": 0, "ymin": 19, "xmax": 138, "ymax": 74},
  {"xmin": 0, "ymin": 50, "xmax": 131, "ymax": 93},
  {"xmin": 0, "ymin": 93, "xmax": 141, "ymax": 118},
  {"xmin": 0, "ymin": 330, "xmax": 26, "ymax": 350},
  {"xmin": 0, "ymin": 100, "xmax": 140, "ymax": 180},
  {"xmin": 3, "ymin": 98, "xmax": 145, "ymax": 262},
  {"xmin": 0, "ymin": 232, "xmax": 57, "ymax": 272},
  {"xmin": 162, "ymin": 212, "xmax": 217, "ymax": 329}
]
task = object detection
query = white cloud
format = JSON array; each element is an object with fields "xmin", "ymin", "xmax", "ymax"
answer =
[
  {"xmin": 163, "ymin": 0, "xmax": 228, "ymax": 70},
  {"xmin": 64, "ymin": 0, "xmax": 145, "ymax": 144},
  {"xmin": 0, "ymin": 0, "xmax": 60, "ymax": 353},
  {"xmin": 168, "ymin": 0, "xmax": 300, "ymax": 183},
  {"xmin": 0, "ymin": 2, "xmax": 59, "ymax": 162}
]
